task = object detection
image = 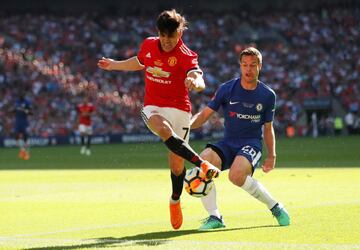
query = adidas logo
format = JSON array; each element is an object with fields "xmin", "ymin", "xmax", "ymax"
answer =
[{"xmin": 146, "ymin": 52, "xmax": 151, "ymax": 58}]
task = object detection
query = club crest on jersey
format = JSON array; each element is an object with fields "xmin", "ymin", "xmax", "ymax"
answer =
[
  {"xmin": 168, "ymin": 56, "xmax": 177, "ymax": 67},
  {"xmin": 154, "ymin": 59, "xmax": 163, "ymax": 66},
  {"xmin": 146, "ymin": 66, "xmax": 170, "ymax": 78},
  {"xmin": 256, "ymin": 103, "xmax": 263, "ymax": 112}
]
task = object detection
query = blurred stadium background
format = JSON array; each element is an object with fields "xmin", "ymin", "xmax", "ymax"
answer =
[
  {"xmin": 1, "ymin": 2, "xmax": 360, "ymax": 249},
  {"xmin": 0, "ymin": 0, "xmax": 359, "ymax": 147}
]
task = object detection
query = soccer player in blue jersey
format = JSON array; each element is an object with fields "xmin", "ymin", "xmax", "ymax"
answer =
[
  {"xmin": 191, "ymin": 47, "xmax": 290, "ymax": 230},
  {"xmin": 14, "ymin": 93, "xmax": 32, "ymax": 160}
]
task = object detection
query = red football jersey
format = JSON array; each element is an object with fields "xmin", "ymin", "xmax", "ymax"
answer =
[
  {"xmin": 137, "ymin": 37, "xmax": 202, "ymax": 112},
  {"xmin": 77, "ymin": 103, "xmax": 95, "ymax": 126}
]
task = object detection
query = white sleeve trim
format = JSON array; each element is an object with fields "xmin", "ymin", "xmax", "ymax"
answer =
[
  {"xmin": 136, "ymin": 56, "xmax": 144, "ymax": 67},
  {"xmin": 187, "ymin": 68, "xmax": 203, "ymax": 76}
]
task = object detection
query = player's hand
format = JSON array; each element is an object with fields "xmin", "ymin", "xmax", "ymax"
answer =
[
  {"xmin": 184, "ymin": 76, "xmax": 198, "ymax": 91},
  {"xmin": 262, "ymin": 156, "xmax": 276, "ymax": 173},
  {"xmin": 97, "ymin": 57, "xmax": 114, "ymax": 70}
]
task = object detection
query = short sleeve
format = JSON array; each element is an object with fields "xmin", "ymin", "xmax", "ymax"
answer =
[
  {"xmin": 264, "ymin": 91, "xmax": 276, "ymax": 122},
  {"xmin": 184, "ymin": 54, "xmax": 202, "ymax": 75},
  {"xmin": 207, "ymin": 84, "xmax": 226, "ymax": 112},
  {"xmin": 137, "ymin": 39, "xmax": 147, "ymax": 66}
]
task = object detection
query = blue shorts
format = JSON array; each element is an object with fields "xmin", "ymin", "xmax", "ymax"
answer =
[
  {"xmin": 14, "ymin": 123, "xmax": 29, "ymax": 136},
  {"xmin": 206, "ymin": 140, "xmax": 262, "ymax": 173}
]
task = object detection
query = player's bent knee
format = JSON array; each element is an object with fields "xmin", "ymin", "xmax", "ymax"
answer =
[
  {"xmin": 199, "ymin": 148, "xmax": 212, "ymax": 160},
  {"xmin": 228, "ymin": 170, "xmax": 247, "ymax": 187},
  {"xmin": 200, "ymin": 148, "xmax": 222, "ymax": 168}
]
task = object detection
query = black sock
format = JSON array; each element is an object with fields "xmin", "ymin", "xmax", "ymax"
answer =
[
  {"xmin": 81, "ymin": 136, "xmax": 85, "ymax": 146},
  {"xmin": 164, "ymin": 136, "xmax": 202, "ymax": 167},
  {"xmin": 171, "ymin": 168, "xmax": 186, "ymax": 201},
  {"xmin": 86, "ymin": 136, "xmax": 91, "ymax": 149}
]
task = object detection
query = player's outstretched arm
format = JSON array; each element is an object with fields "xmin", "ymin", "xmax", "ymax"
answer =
[
  {"xmin": 190, "ymin": 106, "xmax": 214, "ymax": 129},
  {"xmin": 262, "ymin": 122, "xmax": 277, "ymax": 173},
  {"xmin": 185, "ymin": 71, "xmax": 205, "ymax": 92},
  {"xmin": 97, "ymin": 56, "xmax": 144, "ymax": 71}
]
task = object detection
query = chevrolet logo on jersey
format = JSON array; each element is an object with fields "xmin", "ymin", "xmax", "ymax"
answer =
[{"xmin": 146, "ymin": 66, "xmax": 170, "ymax": 78}]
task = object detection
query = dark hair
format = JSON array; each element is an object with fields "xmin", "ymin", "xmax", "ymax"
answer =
[
  {"xmin": 156, "ymin": 9, "xmax": 187, "ymax": 35},
  {"xmin": 239, "ymin": 47, "xmax": 263, "ymax": 64}
]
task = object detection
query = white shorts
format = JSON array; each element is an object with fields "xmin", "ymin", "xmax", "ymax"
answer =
[
  {"xmin": 78, "ymin": 124, "xmax": 93, "ymax": 135},
  {"xmin": 141, "ymin": 105, "xmax": 191, "ymax": 142}
]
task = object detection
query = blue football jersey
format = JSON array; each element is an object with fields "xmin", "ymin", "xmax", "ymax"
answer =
[
  {"xmin": 208, "ymin": 77, "xmax": 276, "ymax": 148},
  {"xmin": 15, "ymin": 98, "xmax": 31, "ymax": 126}
]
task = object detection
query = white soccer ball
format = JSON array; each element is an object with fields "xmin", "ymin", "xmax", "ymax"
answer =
[{"xmin": 184, "ymin": 167, "xmax": 214, "ymax": 198}]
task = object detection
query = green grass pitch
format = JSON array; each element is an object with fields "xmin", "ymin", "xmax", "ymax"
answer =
[{"xmin": 0, "ymin": 136, "xmax": 359, "ymax": 249}]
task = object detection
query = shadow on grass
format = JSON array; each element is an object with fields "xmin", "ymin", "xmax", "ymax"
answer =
[{"xmin": 25, "ymin": 224, "xmax": 278, "ymax": 249}]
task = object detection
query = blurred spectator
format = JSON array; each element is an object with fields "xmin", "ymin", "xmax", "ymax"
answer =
[
  {"xmin": 0, "ymin": 6, "xmax": 359, "ymax": 137},
  {"xmin": 345, "ymin": 111, "xmax": 356, "ymax": 135},
  {"xmin": 325, "ymin": 115, "xmax": 335, "ymax": 136},
  {"xmin": 311, "ymin": 112, "xmax": 318, "ymax": 138},
  {"xmin": 334, "ymin": 116, "xmax": 344, "ymax": 135},
  {"xmin": 286, "ymin": 124, "xmax": 295, "ymax": 138}
]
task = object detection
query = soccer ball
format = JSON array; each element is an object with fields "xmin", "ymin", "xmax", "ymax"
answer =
[{"xmin": 184, "ymin": 167, "xmax": 214, "ymax": 198}]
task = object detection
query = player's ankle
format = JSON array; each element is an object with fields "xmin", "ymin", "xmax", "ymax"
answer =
[{"xmin": 170, "ymin": 197, "xmax": 180, "ymax": 204}]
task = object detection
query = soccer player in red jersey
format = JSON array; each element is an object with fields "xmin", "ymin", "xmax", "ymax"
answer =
[
  {"xmin": 98, "ymin": 9, "xmax": 220, "ymax": 229},
  {"xmin": 77, "ymin": 96, "xmax": 95, "ymax": 156}
]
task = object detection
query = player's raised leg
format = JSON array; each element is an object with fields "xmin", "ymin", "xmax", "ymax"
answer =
[
  {"xmin": 164, "ymin": 134, "xmax": 220, "ymax": 179},
  {"xmin": 142, "ymin": 107, "xmax": 220, "ymax": 179}
]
